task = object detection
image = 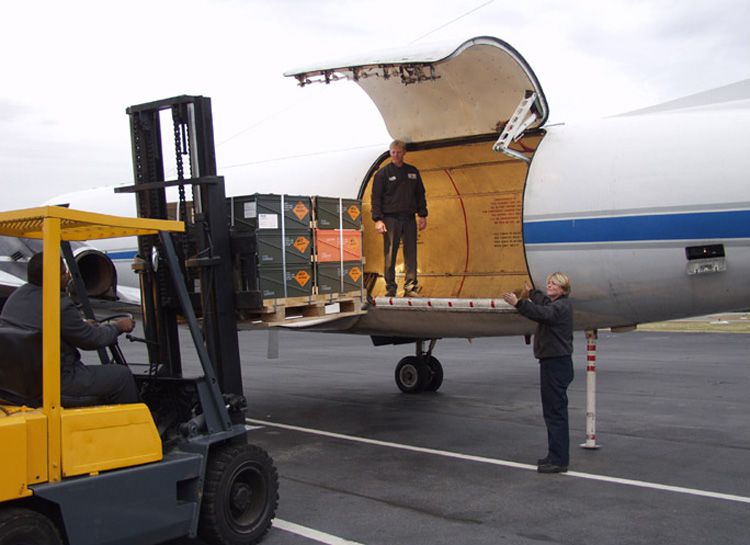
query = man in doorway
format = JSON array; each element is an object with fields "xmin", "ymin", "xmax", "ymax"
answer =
[{"xmin": 371, "ymin": 140, "xmax": 428, "ymax": 297}]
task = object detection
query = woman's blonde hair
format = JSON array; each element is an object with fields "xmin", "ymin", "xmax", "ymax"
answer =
[{"xmin": 546, "ymin": 272, "xmax": 571, "ymax": 295}]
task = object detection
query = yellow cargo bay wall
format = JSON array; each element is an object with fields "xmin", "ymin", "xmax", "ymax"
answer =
[{"xmin": 363, "ymin": 136, "xmax": 540, "ymax": 299}]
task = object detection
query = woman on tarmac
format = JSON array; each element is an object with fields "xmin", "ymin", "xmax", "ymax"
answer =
[{"xmin": 503, "ymin": 272, "xmax": 574, "ymax": 474}]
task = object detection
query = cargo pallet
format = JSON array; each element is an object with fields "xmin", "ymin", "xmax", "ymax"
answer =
[{"xmin": 237, "ymin": 290, "xmax": 365, "ymax": 326}]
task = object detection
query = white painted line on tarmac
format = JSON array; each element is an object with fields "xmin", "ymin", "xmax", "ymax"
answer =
[
  {"xmin": 274, "ymin": 518, "xmax": 367, "ymax": 545},
  {"xmin": 248, "ymin": 418, "xmax": 750, "ymax": 505}
]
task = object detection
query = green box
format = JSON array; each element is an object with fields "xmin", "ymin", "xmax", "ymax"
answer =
[
  {"xmin": 255, "ymin": 231, "xmax": 312, "ymax": 265},
  {"xmin": 258, "ymin": 265, "xmax": 313, "ymax": 300},
  {"xmin": 315, "ymin": 261, "xmax": 364, "ymax": 294},
  {"xmin": 228, "ymin": 194, "xmax": 312, "ymax": 232},
  {"xmin": 313, "ymin": 196, "xmax": 362, "ymax": 230}
]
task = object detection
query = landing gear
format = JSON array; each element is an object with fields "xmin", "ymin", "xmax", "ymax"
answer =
[
  {"xmin": 395, "ymin": 356, "xmax": 428, "ymax": 393},
  {"xmin": 423, "ymin": 355, "xmax": 444, "ymax": 392},
  {"xmin": 394, "ymin": 339, "xmax": 443, "ymax": 393}
]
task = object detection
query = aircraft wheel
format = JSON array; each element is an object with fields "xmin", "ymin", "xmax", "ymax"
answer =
[
  {"xmin": 0, "ymin": 507, "xmax": 62, "ymax": 545},
  {"xmin": 199, "ymin": 443, "xmax": 279, "ymax": 545},
  {"xmin": 395, "ymin": 356, "xmax": 429, "ymax": 393},
  {"xmin": 424, "ymin": 356, "xmax": 444, "ymax": 392}
]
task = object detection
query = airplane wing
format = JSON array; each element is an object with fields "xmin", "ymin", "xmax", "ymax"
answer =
[{"xmin": 116, "ymin": 285, "xmax": 142, "ymax": 306}]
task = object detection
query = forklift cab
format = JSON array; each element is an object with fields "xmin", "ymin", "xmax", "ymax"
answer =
[{"xmin": 0, "ymin": 206, "xmax": 277, "ymax": 545}]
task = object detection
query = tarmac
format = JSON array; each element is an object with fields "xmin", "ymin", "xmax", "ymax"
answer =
[{"xmin": 130, "ymin": 325, "xmax": 750, "ymax": 545}]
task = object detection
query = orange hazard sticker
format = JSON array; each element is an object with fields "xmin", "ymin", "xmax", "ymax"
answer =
[
  {"xmin": 293, "ymin": 236, "xmax": 310, "ymax": 254},
  {"xmin": 294, "ymin": 270, "xmax": 311, "ymax": 287},
  {"xmin": 293, "ymin": 201, "xmax": 309, "ymax": 221},
  {"xmin": 347, "ymin": 204, "xmax": 361, "ymax": 221},
  {"xmin": 348, "ymin": 267, "xmax": 362, "ymax": 282}
]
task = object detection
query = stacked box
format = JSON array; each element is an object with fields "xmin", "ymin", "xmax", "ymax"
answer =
[
  {"xmin": 314, "ymin": 229, "xmax": 362, "ymax": 263},
  {"xmin": 228, "ymin": 194, "xmax": 313, "ymax": 306},
  {"xmin": 313, "ymin": 196, "xmax": 362, "ymax": 230},
  {"xmin": 316, "ymin": 261, "xmax": 364, "ymax": 295},
  {"xmin": 256, "ymin": 232, "xmax": 313, "ymax": 266},
  {"xmin": 257, "ymin": 266, "xmax": 313, "ymax": 300},
  {"xmin": 312, "ymin": 196, "xmax": 364, "ymax": 296},
  {"xmin": 228, "ymin": 194, "xmax": 312, "ymax": 232}
]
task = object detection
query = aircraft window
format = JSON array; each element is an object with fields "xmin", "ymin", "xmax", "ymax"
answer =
[{"xmin": 685, "ymin": 244, "xmax": 725, "ymax": 260}]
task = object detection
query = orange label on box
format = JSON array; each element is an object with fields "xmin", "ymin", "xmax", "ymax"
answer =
[
  {"xmin": 347, "ymin": 205, "xmax": 361, "ymax": 221},
  {"xmin": 344, "ymin": 238, "xmax": 358, "ymax": 253},
  {"xmin": 293, "ymin": 236, "xmax": 310, "ymax": 254},
  {"xmin": 293, "ymin": 270, "xmax": 311, "ymax": 287},
  {"xmin": 348, "ymin": 266, "xmax": 362, "ymax": 282},
  {"xmin": 293, "ymin": 201, "xmax": 309, "ymax": 221}
]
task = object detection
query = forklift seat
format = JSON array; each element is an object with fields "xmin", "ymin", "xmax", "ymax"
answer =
[
  {"xmin": 0, "ymin": 326, "xmax": 43, "ymax": 407},
  {"xmin": 0, "ymin": 326, "xmax": 100, "ymax": 408}
]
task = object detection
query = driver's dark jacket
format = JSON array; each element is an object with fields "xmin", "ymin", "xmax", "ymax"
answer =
[{"xmin": 0, "ymin": 283, "xmax": 119, "ymax": 369}]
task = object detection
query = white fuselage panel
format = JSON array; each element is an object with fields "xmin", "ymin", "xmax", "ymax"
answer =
[{"xmin": 524, "ymin": 100, "xmax": 750, "ymax": 327}]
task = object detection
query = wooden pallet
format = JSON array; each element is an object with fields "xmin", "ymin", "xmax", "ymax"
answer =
[
  {"xmin": 310, "ymin": 289, "xmax": 365, "ymax": 303},
  {"xmin": 237, "ymin": 291, "xmax": 364, "ymax": 325}
]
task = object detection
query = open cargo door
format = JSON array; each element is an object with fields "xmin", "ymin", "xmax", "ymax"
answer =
[
  {"xmin": 285, "ymin": 36, "xmax": 548, "ymax": 142},
  {"xmin": 286, "ymin": 36, "xmax": 548, "ymax": 300}
]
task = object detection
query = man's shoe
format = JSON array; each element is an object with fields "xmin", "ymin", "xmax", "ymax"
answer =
[
  {"xmin": 403, "ymin": 286, "xmax": 421, "ymax": 297},
  {"xmin": 537, "ymin": 463, "xmax": 568, "ymax": 474},
  {"xmin": 537, "ymin": 457, "xmax": 550, "ymax": 466}
]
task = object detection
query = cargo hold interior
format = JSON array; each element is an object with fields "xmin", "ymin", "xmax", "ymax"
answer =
[{"xmin": 362, "ymin": 135, "xmax": 541, "ymax": 299}]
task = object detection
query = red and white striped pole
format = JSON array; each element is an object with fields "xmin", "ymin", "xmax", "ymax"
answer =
[{"xmin": 581, "ymin": 329, "xmax": 600, "ymax": 449}]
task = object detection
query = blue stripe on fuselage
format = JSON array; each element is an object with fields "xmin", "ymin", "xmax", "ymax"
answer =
[
  {"xmin": 523, "ymin": 210, "xmax": 750, "ymax": 244},
  {"xmin": 106, "ymin": 250, "xmax": 138, "ymax": 260}
]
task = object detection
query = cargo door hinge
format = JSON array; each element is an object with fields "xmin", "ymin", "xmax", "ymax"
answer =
[{"xmin": 493, "ymin": 91, "xmax": 537, "ymax": 163}]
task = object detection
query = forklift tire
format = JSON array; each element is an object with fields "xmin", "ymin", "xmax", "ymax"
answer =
[
  {"xmin": 0, "ymin": 507, "xmax": 62, "ymax": 545},
  {"xmin": 199, "ymin": 443, "xmax": 279, "ymax": 545}
]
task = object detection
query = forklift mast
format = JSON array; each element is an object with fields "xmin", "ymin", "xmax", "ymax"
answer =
[{"xmin": 116, "ymin": 96, "xmax": 242, "ymax": 395}]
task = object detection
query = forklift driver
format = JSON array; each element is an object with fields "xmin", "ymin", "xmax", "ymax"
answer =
[{"xmin": 0, "ymin": 252, "xmax": 139, "ymax": 407}]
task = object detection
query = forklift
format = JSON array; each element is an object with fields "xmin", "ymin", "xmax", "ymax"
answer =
[{"xmin": 0, "ymin": 96, "xmax": 279, "ymax": 545}]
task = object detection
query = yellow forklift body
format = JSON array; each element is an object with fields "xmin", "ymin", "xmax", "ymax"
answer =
[
  {"xmin": 61, "ymin": 404, "xmax": 162, "ymax": 478},
  {"xmin": 0, "ymin": 207, "xmax": 184, "ymax": 483},
  {"xmin": 0, "ymin": 407, "xmax": 47, "ymax": 502}
]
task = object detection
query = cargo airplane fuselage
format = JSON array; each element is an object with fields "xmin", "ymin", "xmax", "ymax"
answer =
[{"xmin": 11, "ymin": 36, "xmax": 748, "ymax": 346}]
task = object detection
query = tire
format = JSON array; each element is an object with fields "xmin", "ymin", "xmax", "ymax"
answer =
[
  {"xmin": 199, "ymin": 443, "xmax": 279, "ymax": 545},
  {"xmin": 424, "ymin": 356, "xmax": 444, "ymax": 392},
  {"xmin": 0, "ymin": 507, "xmax": 62, "ymax": 545},
  {"xmin": 395, "ymin": 356, "xmax": 429, "ymax": 393}
]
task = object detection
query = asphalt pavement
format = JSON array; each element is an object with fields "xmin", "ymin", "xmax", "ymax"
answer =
[{"xmin": 120, "ymin": 327, "xmax": 749, "ymax": 545}]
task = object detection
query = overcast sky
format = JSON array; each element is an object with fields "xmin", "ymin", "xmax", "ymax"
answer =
[{"xmin": 1, "ymin": 0, "xmax": 748, "ymax": 210}]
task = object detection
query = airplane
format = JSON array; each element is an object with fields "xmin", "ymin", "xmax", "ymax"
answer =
[{"xmin": 3, "ymin": 36, "xmax": 749, "ymax": 392}]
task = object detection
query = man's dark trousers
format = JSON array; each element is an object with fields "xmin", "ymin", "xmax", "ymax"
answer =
[
  {"xmin": 539, "ymin": 355, "xmax": 574, "ymax": 466},
  {"xmin": 62, "ymin": 363, "xmax": 139, "ymax": 406},
  {"xmin": 382, "ymin": 214, "xmax": 418, "ymax": 295}
]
